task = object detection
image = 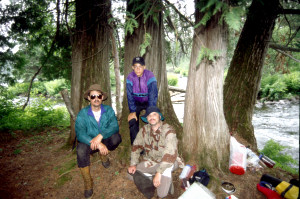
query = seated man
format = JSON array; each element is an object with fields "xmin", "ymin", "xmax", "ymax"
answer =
[
  {"xmin": 127, "ymin": 106, "xmax": 182, "ymax": 198},
  {"xmin": 75, "ymin": 84, "xmax": 122, "ymax": 199}
]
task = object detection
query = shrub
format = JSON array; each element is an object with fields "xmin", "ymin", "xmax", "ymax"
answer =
[
  {"xmin": 44, "ymin": 79, "xmax": 69, "ymax": 97},
  {"xmin": 0, "ymin": 93, "xmax": 70, "ymax": 131},
  {"xmin": 283, "ymin": 72, "xmax": 300, "ymax": 94},
  {"xmin": 260, "ymin": 140, "xmax": 298, "ymax": 174},
  {"xmin": 174, "ymin": 67, "xmax": 181, "ymax": 74},
  {"xmin": 167, "ymin": 74, "xmax": 178, "ymax": 86},
  {"xmin": 260, "ymin": 74, "xmax": 288, "ymax": 100}
]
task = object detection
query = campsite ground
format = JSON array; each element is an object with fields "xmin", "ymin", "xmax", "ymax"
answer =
[{"xmin": 0, "ymin": 128, "xmax": 298, "ymax": 199}]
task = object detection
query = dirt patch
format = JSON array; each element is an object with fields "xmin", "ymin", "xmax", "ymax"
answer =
[{"xmin": 0, "ymin": 129, "xmax": 298, "ymax": 199}]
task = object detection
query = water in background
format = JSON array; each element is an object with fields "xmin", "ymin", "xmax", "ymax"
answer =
[{"xmin": 173, "ymin": 77, "xmax": 299, "ymax": 167}]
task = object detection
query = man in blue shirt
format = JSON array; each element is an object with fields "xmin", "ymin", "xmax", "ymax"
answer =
[
  {"xmin": 126, "ymin": 57, "xmax": 158, "ymax": 144},
  {"xmin": 75, "ymin": 84, "xmax": 122, "ymax": 198}
]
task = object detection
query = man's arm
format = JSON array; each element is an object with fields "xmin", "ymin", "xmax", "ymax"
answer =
[
  {"xmin": 126, "ymin": 79, "xmax": 137, "ymax": 113},
  {"xmin": 130, "ymin": 127, "xmax": 145, "ymax": 166},
  {"xmin": 156, "ymin": 127, "xmax": 178, "ymax": 174},
  {"xmin": 75, "ymin": 113, "xmax": 93, "ymax": 146},
  {"xmin": 147, "ymin": 77, "xmax": 158, "ymax": 106}
]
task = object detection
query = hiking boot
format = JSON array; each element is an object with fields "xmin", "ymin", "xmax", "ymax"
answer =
[
  {"xmin": 100, "ymin": 154, "xmax": 110, "ymax": 168},
  {"xmin": 133, "ymin": 170, "xmax": 155, "ymax": 199},
  {"xmin": 80, "ymin": 166, "xmax": 93, "ymax": 199}
]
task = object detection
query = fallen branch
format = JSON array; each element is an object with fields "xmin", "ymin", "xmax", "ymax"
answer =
[
  {"xmin": 169, "ymin": 86, "xmax": 186, "ymax": 93},
  {"xmin": 60, "ymin": 89, "xmax": 77, "ymax": 122}
]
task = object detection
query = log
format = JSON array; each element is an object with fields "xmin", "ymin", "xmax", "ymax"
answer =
[
  {"xmin": 168, "ymin": 86, "xmax": 186, "ymax": 93},
  {"xmin": 60, "ymin": 89, "xmax": 77, "ymax": 122}
]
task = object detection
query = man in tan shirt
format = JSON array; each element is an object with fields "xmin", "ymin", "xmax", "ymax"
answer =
[{"xmin": 128, "ymin": 106, "xmax": 182, "ymax": 198}]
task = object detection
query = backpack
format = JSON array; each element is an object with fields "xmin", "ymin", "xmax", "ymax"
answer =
[{"xmin": 189, "ymin": 169, "xmax": 210, "ymax": 186}]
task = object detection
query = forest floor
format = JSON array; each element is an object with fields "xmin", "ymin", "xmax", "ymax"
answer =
[{"xmin": 0, "ymin": 128, "xmax": 298, "ymax": 199}]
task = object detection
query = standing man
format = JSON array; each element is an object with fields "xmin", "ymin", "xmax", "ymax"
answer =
[
  {"xmin": 126, "ymin": 56, "xmax": 158, "ymax": 145},
  {"xmin": 75, "ymin": 84, "xmax": 122, "ymax": 199},
  {"xmin": 127, "ymin": 106, "xmax": 182, "ymax": 199}
]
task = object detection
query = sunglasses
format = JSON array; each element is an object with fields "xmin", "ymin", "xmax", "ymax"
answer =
[{"xmin": 90, "ymin": 94, "xmax": 102, "ymax": 100}]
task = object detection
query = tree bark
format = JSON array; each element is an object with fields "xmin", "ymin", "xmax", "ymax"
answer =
[
  {"xmin": 118, "ymin": 0, "xmax": 182, "ymax": 163},
  {"xmin": 182, "ymin": 0, "xmax": 230, "ymax": 171},
  {"xmin": 223, "ymin": 0, "xmax": 280, "ymax": 150},
  {"xmin": 110, "ymin": 29, "xmax": 122, "ymax": 120},
  {"xmin": 70, "ymin": 0, "xmax": 112, "ymax": 145}
]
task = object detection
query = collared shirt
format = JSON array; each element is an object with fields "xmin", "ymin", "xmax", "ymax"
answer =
[{"xmin": 130, "ymin": 122, "xmax": 179, "ymax": 174}]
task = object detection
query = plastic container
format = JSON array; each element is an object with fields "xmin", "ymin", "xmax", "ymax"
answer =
[
  {"xmin": 246, "ymin": 148, "xmax": 260, "ymax": 166},
  {"xmin": 179, "ymin": 165, "xmax": 191, "ymax": 179},
  {"xmin": 259, "ymin": 154, "xmax": 276, "ymax": 168},
  {"xmin": 179, "ymin": 182, "xmax": 216, "ymax": 199},
  {"xmin": 229, "ymin": 137, "xmax": 247, "ymax": 175}
]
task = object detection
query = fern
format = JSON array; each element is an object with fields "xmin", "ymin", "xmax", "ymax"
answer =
[
  {"xmin": 139, "ymin": 33, "xmax": 152, "ymax": 56},
  {"xmin": 124, "ymin": 12, "xmax": 139, "ymax": 36},
  {"xmin": 223, "ymin": 7, "xmax": 244, "ymax": 31}
]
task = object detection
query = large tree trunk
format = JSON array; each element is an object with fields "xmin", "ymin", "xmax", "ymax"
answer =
[
  {"xmin": 182, "ymin": 0, "xmax": 229, "ymax": 171},
  {"xmin": 118, "ymin": 0, "xmax": 182, "ymax": 163},
  {"xmin": 69, "ymin": 0, "xmax": 111, "ymax": 145},
  {"xmin": 223, "ymin": 0, "xmax": 279, "ymax": 151}
]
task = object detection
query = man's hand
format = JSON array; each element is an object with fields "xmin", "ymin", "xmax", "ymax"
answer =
[
  {"xmin": 128, "ymin": 112, "xmax": 137, "ymax": 122},
  {"xmin": 98, "ymin": 143, "xmax": 108, "ymax": 155},
  {"xmin": 153, "ymin": 172, "xmax": 161, "ymax": 187},
  {"xmin": 128, "ymin": 165, "xmax": 137, "ymax": 174},
  {"xmin": 90, "ymin": 134, "xmax": 103, "ymax": 150}
]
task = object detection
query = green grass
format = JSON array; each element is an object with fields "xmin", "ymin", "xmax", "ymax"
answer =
[{"xmin": 260, "ymin": 140, "xmax": 299, "ymax": 174}]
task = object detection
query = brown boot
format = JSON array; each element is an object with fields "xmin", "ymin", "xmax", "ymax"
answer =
[
  {"xmin": 99, "ymin": 154, "xmax": 110, "ymax": 168},
  {"xmin": 80, "ymin": 166, "xmax": 93, "ymax": 199}
]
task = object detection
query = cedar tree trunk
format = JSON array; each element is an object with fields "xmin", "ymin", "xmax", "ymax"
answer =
[
  {"xmin": 182, "ymin": 0, "xmax": 230, "ymax": 170},
  {"xmin": 69, "ymin": 0, "xmax": 111, "ymax": 145},
  {"xmin": 223, "ymin": 0, "xmax": 280, "ymax": 151}
]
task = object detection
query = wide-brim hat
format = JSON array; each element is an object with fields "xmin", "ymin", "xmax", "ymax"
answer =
[
  {"xmin": 141, "ymin": 106, "xmax": 164, "ymax": 123},
  {"xmin": 83, "ymin": 84, "xmax": 108, "ymax": 101}
]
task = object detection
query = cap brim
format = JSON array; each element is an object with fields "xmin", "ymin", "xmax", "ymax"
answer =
[{"xmin": 141, "ymin": 112, "xmax": 164, "ymax": 123}]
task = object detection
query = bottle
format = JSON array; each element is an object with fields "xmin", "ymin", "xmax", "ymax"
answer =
[
  {"xmin": 246, "ymin": 148, "xmax": 260, "ymax": 167},
  {"xmin": 179, "ymin": 165, "xmax": 191, "ymax": 179},
  {"xmin": 259, "ymin": 154, "xmax": 276, "ymax": 168}
]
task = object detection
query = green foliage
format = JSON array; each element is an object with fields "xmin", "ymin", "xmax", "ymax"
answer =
[
  {"xmin": 0, "ymin": 93, "xmax": 70, "ymax": 131},
  {"xmin": 124, "ymin": 12, "xmax": 138, "ymax": 36},
  {"xmin": 223, "ymin": 7, "xmax": 244, "ymax": 31},
  {"xmin": 260, "ymin": 140, "xmax": 298, "ymax": 174},
  {"xmin": 197, "ymin": 47, "xmax": 221, "ymax": 68},
  {"xmin": 140, "ymin": 33, "xmax": 152, "ymax": 56},
  {"xmin": 259, "ymin": 72, "xmax": 300, "ymax": 100},
  {"xmin": 167, "ymin": 74, "xmax": 178, "ymax": 86},
  {"xmin": 7, "ymin": 79, "xmax": 70, "ymax": 97},
  {"xmin": 174, "ymin": 67, "xmax": 188, "ymax": 77}
]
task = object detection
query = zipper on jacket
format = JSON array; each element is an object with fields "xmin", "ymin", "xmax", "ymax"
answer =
[{"xmin": 139, "ymin": 77, "xmax": 141, "ymax": 92}]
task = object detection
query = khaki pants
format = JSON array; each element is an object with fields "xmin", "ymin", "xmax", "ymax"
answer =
[{"xmin": 136, "ymin": 161, "xmax": 178, "ymax": 198}]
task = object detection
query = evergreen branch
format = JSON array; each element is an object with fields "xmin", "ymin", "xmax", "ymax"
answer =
[
  {"xmin": 272, "ymin": 49, "xmax": 300, "ymax": 63},
  {"xmin": 165, "ymin": 15, "xmax": 186, "ymax": 54},
  {"xmin": 279, "ymin": 9, "xmax": 300, "ymax": 15},
  {"xmin": 269, "ymin": 43, "xmax": 300, "ymax": 52},
  {"xmin": 163, "ymin": 0, "xmax": 194, "ymax": 27}
]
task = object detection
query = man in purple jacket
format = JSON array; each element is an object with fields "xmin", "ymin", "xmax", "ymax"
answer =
[{"xmin": 126, "ymin": 57, "xmax": 158, "ymax": 145}]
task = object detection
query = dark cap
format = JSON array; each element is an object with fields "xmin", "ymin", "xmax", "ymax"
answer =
[
  {"xmin": 141, "ymin": 106, "xmax": 164, "ymax": 123},
  {"xmin": 132, "ymin": 57, "xmax": 145, "ymax": 66}
]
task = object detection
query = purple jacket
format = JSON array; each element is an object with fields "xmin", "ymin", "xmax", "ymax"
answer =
[{"xmin": 126, "ymin": 69, "xmax": 158, "ymax": 112}]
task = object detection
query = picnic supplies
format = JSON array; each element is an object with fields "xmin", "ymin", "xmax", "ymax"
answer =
[
  {"xmin": 179, "ymin": 165, "xmax": 192, "ymax": 179},
  {"xmin": 179, "ymin": 182, "xmax": 216, "ymax": 199},
  {"xmin": 259, "ymin": 153, "xmax": 276, "ymax": 168},
  {"xmin": 259, "ymin": 174, "xmax": 299, "ymax": 199},
  {"xmin": 189, "ymin": 169, "xmax": 210, "ymax": 186},
  {"xmin": 257, "ymin": 183, "xmax": 282, "ymax": 199},
  {"xmin": 221, "ymin": 182, "xmax": 236, "ymax": 194},
  {"xmin": 275, "ymin": 181, "xmax": 299, "ymax": 199},
  {"xmin": 229, "ymin": 136, "xmax": 247, "ymax": 175}
]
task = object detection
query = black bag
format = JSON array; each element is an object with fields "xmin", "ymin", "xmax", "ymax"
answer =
[
  {"xmin": 133, "ymin": 170, "xmax": 155, "ymax": 199},
  {"xmin": 189, "ymin": 169, "xmax": 210, "ymax": 186}
]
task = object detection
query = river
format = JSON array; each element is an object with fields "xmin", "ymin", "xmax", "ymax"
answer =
[{"xmin": 172, "ymin": 77, "xmax": 299, "ymax": 168}]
